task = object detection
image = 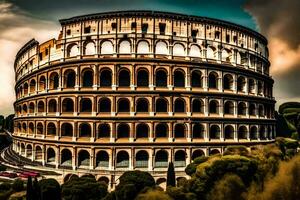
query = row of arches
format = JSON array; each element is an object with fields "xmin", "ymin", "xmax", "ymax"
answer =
[
  {"xmin": 16, "ymin": 67, "xmax": 272, "ymax": 99},
  {"xmin": 16, "ymin": 97, "xmax": 274, "ymax": 119},
  {"xmin": 65, "ymin": 39, "xmax": 257, "ymax": 66},
  {"xmin": 15, "ymin": 121, "xmax": 275, "ymax": 140},
  {"xmin": 16, "ymin": 142, "xmax": 221, "ymax": 169}
]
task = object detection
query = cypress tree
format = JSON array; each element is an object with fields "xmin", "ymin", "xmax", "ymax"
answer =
[
  {"xmin": 167, "ymin": 162, "xmax": 176, "ymax": 187},
  {"xmin": 26, "ymin": 176, "xmax": 33, "ymax": 200},
  {"xmin": 33, "ymin": 177, "xmax": 41, "ymax": 200}
]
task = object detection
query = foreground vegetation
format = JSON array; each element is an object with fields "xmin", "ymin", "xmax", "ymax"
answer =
[{"xmin": 0, "ymin": 137, "xmax": 298, "ymax": 200}]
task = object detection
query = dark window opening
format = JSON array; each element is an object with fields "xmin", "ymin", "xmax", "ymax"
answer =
[{"xmin": 159, "ymin": 23, "xmax": 166, "ymax": 35}]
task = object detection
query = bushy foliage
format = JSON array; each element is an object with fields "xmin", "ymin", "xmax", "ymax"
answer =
[
  {"xmin": 223, "ymin": 146, "xmax": 249, "ymax": 156},
  {"xmin": 207, "ymin": 174, "xmax": 246, "ymax": 200},
  {"xmin": 62, "ymin": 176, "xmax": 107, "ymax": 200},
  {"xmin": 136, "ymin": 188, "xmax": 172, "ymax": 200},
  {"xmin": 39, "ymin": 178, "xmax": 61, "ymax": 200},
  {"xmin": 115, "ymin": 170, "xmax": 155, "ymax": 200},
  {"xmin": 185, "ymin": 156, "xmax": 208, "ymax": 176}
]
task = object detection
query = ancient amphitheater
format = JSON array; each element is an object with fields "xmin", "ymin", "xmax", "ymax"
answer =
[{"xmin": 9, "ymin": 11, "xmax": 275, "ymax": 188}]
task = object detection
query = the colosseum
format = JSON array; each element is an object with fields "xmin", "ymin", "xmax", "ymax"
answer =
[{"xmin": 9, "ymin": 11, "xmax": 275, "ymax": 188}]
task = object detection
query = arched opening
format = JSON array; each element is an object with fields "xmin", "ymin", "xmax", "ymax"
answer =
[
  {"xmin": 137, "ymin": 41, "xmax": 150, "ymax": 54},
  {"xmin": 24, "ymin": 83, "xmax": 28, "ymax": 95},
  {"xmin": 136, "ymin": 98, "xmax": 149, "ymax": 112},
  {"xmin": 39, "ymin": 76, "xmax": 46, "ymax": 91},
  {"xmin": 26, "ymin": 145, "xmax": 32, "ymax": 158},
  {"xmin": 249, "ymin": 104, "xmax": 256, "ymax": 116},
  {"xmin": 173, "ymin": 43, "xmax": 185, "ymax": 56},
  {"xmin": 99, "ymin": 69, "xmax": 112, "ymax": 87},
  {"xmin": 97, "ymin": 124, "xmax": 110, "ymax": 138},
  {"xmin": 258, "ymin": 81, "xmax": 263, "ymax": 95},
  {"xmin": 28, "ymin": 123, "xmax": 34, "ymax": 134},
  {"xmin": 48, "ymin": 99, "xmax": 57, "ymax": 113},
  {"xmin": 192, "ymin": 150, "xmax": 205, "ymax": 160},
  {"xmin": 79, "ymin": 123, "xmax": 91, "ymax": 137},
  {"xmin": 78, "ymin": 150, "xmax": 90, "ymax": 167},
  {"xmin": 62, "ymin": 98, "xmax": 74, "ymax": 112},
  {"xmin": 137, "ymin": 69, "xmax": 149, "ymax": 86},
  {"xmin": 80, "ymin": 98, "xmax": 92, "ymax": 112},
  {"xmin": 35, "ymin": 146, "xmax": 42, "ymax": 160},
  {"xmin": 118, "ymin": 69, "xmax": 130, "ymax": 87},
  {"xmin": 259, "ymin": 126, "xmax": 266, "ymax": 140},
  {"xmin": 174, "ymin": 98, "xmax": 185, "ymax": 113},
  {"xmin": 118, "ymin": 98, "xmax": 130, "ymax": 112},
  {"xmin": 237, "ymin": 76, "xmax": 246, "ymax": 92},
  {"xmin": 98, "ymin": 177, "xmax": 109, "ymax": 184},
  {"xmin": 192, "ymin": 99, "xmax": 204, "ymax": 113},
  {"xmin": 46, "ymin": 148, "xmax": 55, "ymax": 163},
  {"xmin": 192, "ymin": 123, "xmax": 205, "ymax": 139},
  {"xmin": 38, "ymin": 101, "xmax": 45, "ymax": 113},
  {"xmin": 208, "ymin": 72, "xmax": 218, "ymax": 89},
  {"xmin": 248, "ymin": 79, "xmax": 255, "ymax": 93},
  {"xmin": 224, "ymin": 125, "xmax": 234, "ymax": 139},
  {"xmin": 155, "ymin": 41, "xmax": 168, "ymax": 55},
  {"xmin": 174, "ymin": 70, "xmax": 185, "ymax": 87},
  {"xmin": 238, "ymin": 102, "xmax": 247, "ymax": 115},
  {"xmin": 223, "ymin": 74, "xmax": 234, "ymax": 90},
  {"xmin": 210, "ymin": 125, "xmax": 220, "ymax": 139},
  {"xmin": 97, "ymin": 98, "xmax": 110, "ymax": 113},
  {"xmin": 209, "ymin": 100, "xmax": 219, "ymax": 114},
  {"xmin": 224, "ymin": 101, "xmax": 234, "ymax": 115},
  {"xmin": 259, "ymin": 105, "xmax": 264, "ymax": 117},
  {"xmin": 67, "ymin": 44, "xmax": 78, "ymax": 57},
  {"xmin": 155, "ymin": 69, "xmax": 168, "ymax": 87},
  {"xmin": 116, "ymin": 151, "xmax": 129, "ymax": 168},
  {"xmin": 136, "ymin": 123, "xmax": 149, "ymax": 138},
  {"xmin": 84, "ymin": 42, "xmax": 95, "ymax": 55},
  {"xmin": 49, "ymin": 72, "xmax": 59, "ymax": 90},
  {"xmin": 64, "ymin": 69, "xmax": 76, "ymax": 88},
  {"xmin": 174, "ymin": 150, "xmax": 186, "ymax": 167},
  {"xmin": 101, "ymin": 41, "xmax": 114, "ymax": 54},
  {"xmin": 174, "ymin": 124, "xmax": 185, "ymax": 138},
  {"xmin": 250, "ymin": 126, "xmax": 258, "ymax": 140},
  {"xmin": 117, "ymin": 123, "xmax": 129, "ymax": 138},
  {"xmin": 22, "ymin": 123, "xmax": 27, "ymax": 133},
  {"xmin": 61, "ymin": 123, "xmax": 73, "ymax": 137},
  {"xmin": 136, "ymin": 150, "xmax": 149, "ymax": 168},
  {"xmin": 119, "ymin": 40, "xmax": 131, "ymax": 54},
  {"xmin": 61, "ymin": 149, "xmax": 72, "ymax": 166},
  {"xmin": 191, "ymin": 70, "xmax": 202, "ymax": 87},
  {"xmin": 156, "ymin": 98, "xmax": 168, "ymax": 112},
  {"xmin": 189, "ymin": 45, "xmax": 201, "ymax": 57},
  {"xmin": 82, "ymin": 69, "xmax": 94, "ymax": 87},
  {"xmin": 155, "ymin": 123, "xmax": 168, "ymax": 138},
  {"xmin": 21, "ymin": 143, "xmax": 25, "ymax": 155},
  {"xmin": 96, "ymin": 151, "xmax": 109, "ymax": 168},
  {"xmin": 238, "ymin": 126, "xmax": 247, "ymax": 139},
  {"xmin": 29, "ymin": 79, "xmax": 36, "ymax": 93},
  {"xmin": 206, "ymin": 46, "xmax": 216, "ymax": 59},
  {"xmin": 210, "ymin": 149, "xmax": 221, "ymax": 155},
  {"xmin": 221, "ymin": 49, "xmax": 231, "ymax": 62},
  {"xmin": 47, "ymin": 123, "xmax": 56, "ymax": 136},
  {"xmin": 29, "ymin": 102, "xmax": 35, "ymax": 113},
  {"xmin": 155, "ymin": 150, "xmax": 168, "ymax": 167},
  {"xmin": 36, "ymin": 123, "xmax": 43, "ymax": 135}
]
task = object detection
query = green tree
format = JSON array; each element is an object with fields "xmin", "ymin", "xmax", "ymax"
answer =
[
  {"xmin": 33, "ymin": 177, "xmax": 41, "ymax": 200},
  {"xmin": 167, "ymin": 162, "xmax": 176, "ymax": 187},
  {"xmin": 62, "ymin": 176, "xmax": 107, "ymax": 200},
  {"xmin": 39, "ymin": 178, "xmax": 61, "ymax": 200},
  {"xmin": 115, "ymin": 170, "xmax": 155, "ymax": 200},
  {"xmin": 136, "ymin": 188, "xmax": 172, "ymax": 200},
  {"xmin": 26, "ymin": 176, "xmax": 33, "ymax": 200}
]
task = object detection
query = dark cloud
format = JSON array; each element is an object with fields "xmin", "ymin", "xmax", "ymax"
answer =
[
  {"xmin": 6, "ymin": 0, "xmax": 256, "ymax": 29},
  {"xmin": 245, "ymin": 0, "xmax": 300, "ymax": 105},
  {"xmin": 245, "ymin": 0, "xmax": 300, "ymax": 49}
]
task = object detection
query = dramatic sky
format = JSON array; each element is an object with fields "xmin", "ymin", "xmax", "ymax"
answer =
[{"xmin": 0, "ymin": 0, "xmax": 299, "ymax": 116}]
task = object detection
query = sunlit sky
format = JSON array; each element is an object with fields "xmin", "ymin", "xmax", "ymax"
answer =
[{"xmin": 0, "ymin": 0, "xmax": 299, "ymax": 116}]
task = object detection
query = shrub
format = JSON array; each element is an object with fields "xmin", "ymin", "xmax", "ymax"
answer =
[
  {"xmin": 12, "ymin": 179, "xmax": 24, "ymax": 192},
  {"xmin": 136, "ymin": 188, "xmax": 172, "ymax": 200},
  {"xmin": 39, "ymin": 178, "xmax": 61, "ymax": 200},
  {"xmin": 223, "ymin": 146, "xmax": 249, "ymax": 156}
]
